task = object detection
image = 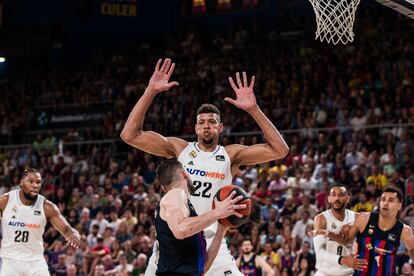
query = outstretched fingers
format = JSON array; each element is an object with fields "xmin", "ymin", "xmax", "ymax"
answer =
[
  {"xmin": 236, "ymin": 72, "xmax": 243, "ymax": 88},
  {"xmin": 228, "ymin": 76, "xmax": 238, "ymax": 91},
  {"xmin": 166, "ymin": 62, "xmax": 176, "ymax": 79},
  {"xmin": 242, "ymin": 71, "xmax": 248, "ymax": 87},
  {"xmin": 155, "ymin": 59, "xmax": 162, "ymax": 71},
  {"xmin": 230, "ymin": 195, "xmax": 244, "ymax": 204},
  {"xmin": 232, "ymin": 211, "xmax": 244, "ymax": 218},
  {"xmin": 249, "ymin": 75, "xmax": 255, "ymax": 89},
  {"xmin": 160, "ymin": 58, "xmax": 170, "ymax": 73}
]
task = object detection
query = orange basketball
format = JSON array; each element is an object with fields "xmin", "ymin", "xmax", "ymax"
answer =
[{"xmin": 212, "ymin": 185, "xmax": 251, "ymax": 228}]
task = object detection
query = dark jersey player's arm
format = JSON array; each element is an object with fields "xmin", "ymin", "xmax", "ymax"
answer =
[
  {"xmin": 44, "ymin": 200, "xmax": 81, "ymax": 248},
  {"xmin": 161, "ymin": 189, "xmax": 222, "ymax": 239},
  {"xmin": 161, "ymin": 189, "xmax": 243, "ymax": 239},
  {"xmin": 400, "ymin": 225, "xmax": 414, "ymax": 260},
  {"xmin": 226, "ymin": 108, "xmax": 289, "ymax": 166},
  {"xmin": 325, "ymin": 212, "xmax": 369, "ymax": 245},
  {"xmin": 120, "ymin": 59, "xmax": 187, "ymax": 158}
]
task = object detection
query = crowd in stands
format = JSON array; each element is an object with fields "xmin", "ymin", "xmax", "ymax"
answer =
[{"xmin": 1, "ymin": 3, "xmax": 414, "ymax": 276}]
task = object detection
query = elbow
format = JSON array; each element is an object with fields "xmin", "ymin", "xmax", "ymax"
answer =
[
  {"xmin": 278, "ymin": 145, "xmax": 290, "ymax": 159},
  {"xmin": 172, "ymin": 227, "xmax": 187, "ymax": 240},
  {"xmin": 120, "ymin": 129, "xmax": 139, "ymax": 143},
  {"xmin": 120, "ymin": 129, "xmax": 131, "ymax": 142}
]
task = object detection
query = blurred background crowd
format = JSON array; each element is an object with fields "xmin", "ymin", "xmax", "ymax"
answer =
[{"xmin": 1, "ymin": 1, "xmax": 414, "ymax": 276}]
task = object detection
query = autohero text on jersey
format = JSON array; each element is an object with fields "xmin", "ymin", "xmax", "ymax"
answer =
[{"xmin": 186, "ymin": 168, "xmax": 225, "ymax": 180}]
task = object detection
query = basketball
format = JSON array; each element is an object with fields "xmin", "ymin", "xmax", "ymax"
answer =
[{"xmin": 212, "ymin": 185, "xmax": 252, "ymax": 228}]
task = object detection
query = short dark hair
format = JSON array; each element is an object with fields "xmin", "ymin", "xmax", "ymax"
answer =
[
  {"xmin": 381, "ymin": 186, "xmax": 403, "ymax": 202},
  {"xmin": 329, "ymin": 183, "xmax": 348, "ymax": 194},
  {"xmin": 156, "ymin": 159, "xmax": 183, "ymax": 187},
  {"xmin": 242, "ymin": 238, "xmax": 253, "ymax": 244},
  {"xmin": 22, "ymin": 168, "xmax": 40, "ymax": 179},
  {"xmin": 196, "ymin": 104, "xmax": 221, "ymax": 118}
]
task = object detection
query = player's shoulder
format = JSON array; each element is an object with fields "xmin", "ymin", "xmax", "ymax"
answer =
[
  {"xmin": 165, "ymin": 137, "xmax": 188, "ymax": 157},
  {"xmin": 314, "ymin": 212, "xmax": 327, "ymax": 229},
  {"xmin": 224, "ymin": 144, "xmax": 246, "ymax": 161},
  {"xmin": 353, "ymin": 211, "xmax": 371, "ymax": 229},
  {"xmin": 0, "ymin": 193, "xmax": 10, "ymax": 211},
  {"xmin": 400, "ymin": 224, "xmax": 414, "ymax": 244},
  {"xmin": 356, "ymin": 212, "xmax": 371, "ymax": 219},
  {"xmin": 161, "ymin": 188, "xmax": 186, "ymax": 206},
  {"xmin": 43, "ymin": 198, "xmax": 60, "ymax": 218}
]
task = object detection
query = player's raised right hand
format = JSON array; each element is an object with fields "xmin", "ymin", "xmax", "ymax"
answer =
[
  {"xmin": 341, "ymin": 255, "xmax": 367, "ymax": 271},
  {"xmin": 147, "ymin": 58, "xmax": 179, "ymax": 94},
  {"xmin": 213, "ymin": 191, "xmax": 246, "ymax": 219}
]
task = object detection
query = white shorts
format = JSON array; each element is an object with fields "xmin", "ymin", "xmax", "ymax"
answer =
[
  {"xmin": 145, "ymin": 235, "xmax": 243, "ymax": 276},
  {"xmin": 0, "ymin": 257, "xmax": 50, "ymax": 276},
  {"xmin": 203, "ymin": 240, "xmax": 243, "ymax": 276},
  {"xmin": 315, "ymin": 270, "xmax": 353, "ymax": 276}
]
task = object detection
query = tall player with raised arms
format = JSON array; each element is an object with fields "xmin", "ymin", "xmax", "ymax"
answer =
[{"xmin": 121, "ymin": 58, "xmax": 289, "ymax": 275}]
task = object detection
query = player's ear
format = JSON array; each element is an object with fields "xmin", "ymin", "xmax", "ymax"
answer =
[
  {"xmin": 219, "ymin": 122, "xmax": 224, "ymax": 133},
  {"xmin": 194, "ymin": 123, "xmax": 200, "ymax": 135}
]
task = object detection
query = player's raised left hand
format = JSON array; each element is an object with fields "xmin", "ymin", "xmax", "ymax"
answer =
[
  {"xmin": 147, "ymin": 58, "xmax": 179, "ymax": 94},
  {"xmin": 226, "ymin": 72, "xmax": 258, "ymax": 112},
  {"xmin": 66, "ymin": 229, "xmax": 81, "ymax": 248}
]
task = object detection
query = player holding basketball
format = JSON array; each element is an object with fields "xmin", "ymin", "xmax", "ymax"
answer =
[
  {"xmin": 311, "ymin": 186, "xmax": 414, "ymax": 276},
  {"xmin": 0, "ymin": 168, "xmax": 81, "ymax": 276},
  {"xmin": 312, "ymin": 184, "xmax": 366, "ymax": 276},
  {"xmin": 154, "ymin": 159, "xmax": 246, "ymax": 275},
  {"xmin": 121, "ymin": 58, "xmax": 289, "ymax": 275}
]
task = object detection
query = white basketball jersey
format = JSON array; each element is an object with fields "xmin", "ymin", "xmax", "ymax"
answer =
[
  {"xmin": 0, "ymin": 190, "xmax": 47, "ymax": 261},
  {"xmin": 316, "ymin": 209, "xmax": 355, "ymax": 275},
  {"xmin": 178, "ymin": 142, "xmax": 232, "ymax": 233}
]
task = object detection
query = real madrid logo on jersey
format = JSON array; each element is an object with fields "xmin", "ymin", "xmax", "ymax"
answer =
[
  {"xmin": 12, "ymin": 205, "xmax": 18, "ymax": 213},
  {"xmin": 331, "ymin": 222, "xmax": 337, "ymax": 230},
  {"xmin": 189, "ymin": 150, "xmax": 197, "ymax": 158}
]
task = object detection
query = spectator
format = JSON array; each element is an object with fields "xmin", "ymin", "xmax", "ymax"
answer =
[
  {"xmin": 291, "ymin": 211, "xmax": 314, "ymax": 250},
  {"xmin": 352, "ymin": 192, "xmax": 374, "ymax": 212},
  {"xmin": 132, "ymin": 253, "xmax": 148, "ymax": 276}
]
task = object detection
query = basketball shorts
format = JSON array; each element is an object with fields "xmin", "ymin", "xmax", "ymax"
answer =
[
  {"xmin": 145, "ymin": 233, "xmax": 243, "ymax": 276},
  {"xmin": 315, "ymin": 269, "xmax": 353, "ymax": 276},
  {"xmin": 0, "ymin": 257, "xmax": 50, "ymax": 276}
]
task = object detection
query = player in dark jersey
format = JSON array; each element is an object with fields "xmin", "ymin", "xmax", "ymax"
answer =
[
  {"xmin": 154, "ymin": 159, "xmax": 246, "ymax": 276},
  {"xmin": 236, "ymin": 239, "xmax": 275, "ymax": 276},
  {"xmin": 310, "ymin": 186, "xmax": 414, "ymax": 276}
]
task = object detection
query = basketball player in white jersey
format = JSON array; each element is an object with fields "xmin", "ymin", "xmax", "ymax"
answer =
[
  {"xmin": 0, "ymin": 168, "xmax": 81, "ymax": 276},
  {"xmin": 312, "ymin": 184, "xmax": 367, "ymax": 276},
  {"xmin": 120, "ymin": 58, "xmax": 289, "ymax": 275}
]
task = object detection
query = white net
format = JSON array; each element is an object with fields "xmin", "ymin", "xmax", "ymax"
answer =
[{"xmin": 308, "ymin": 0, "xmax": 361, "ymax": 44}]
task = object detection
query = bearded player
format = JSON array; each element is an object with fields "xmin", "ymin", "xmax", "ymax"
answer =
[
  {"xmin": 121, "ymin": 58, "xmax": 289, "ymax": 275},
  {"xmin": 312, "ymin": 184, "xmax": 366, "ymax": 276}
]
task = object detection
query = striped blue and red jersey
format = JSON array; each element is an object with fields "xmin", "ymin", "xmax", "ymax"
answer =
[
  {"xmin": 354, "ymin": 212, "xmax": 403, "ymax": 276},
  {"xmin": 155, "ymin": 200, "xmax": 207, "ymax": 276},
  {"xmin": 239, "ymin": 254, "xmax": 262, "ymax": 276}
]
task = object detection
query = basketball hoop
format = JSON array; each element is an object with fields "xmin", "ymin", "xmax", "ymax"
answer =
[{"xmin": 308, "ymin": 0, "xmax": 361, "ymax": 44}]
